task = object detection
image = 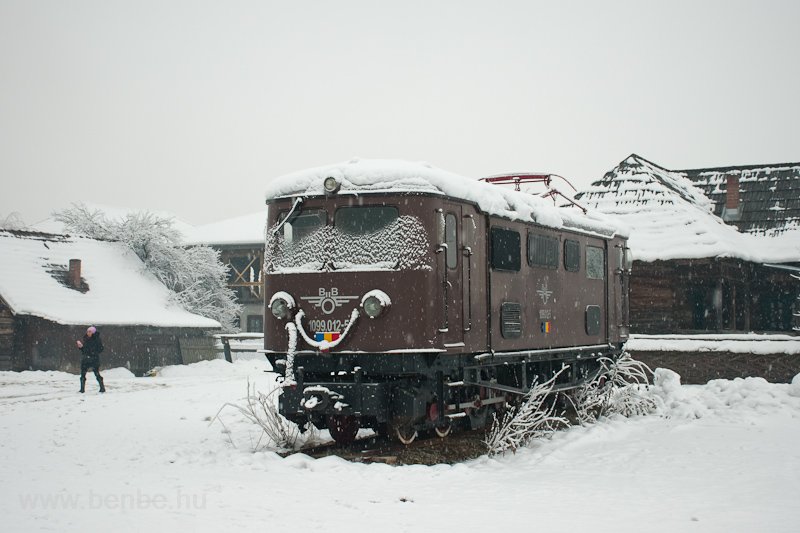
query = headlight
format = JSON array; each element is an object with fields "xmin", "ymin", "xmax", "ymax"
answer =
[
  {"xmin": 361, "ymin": 289, "xmax": 391, "ymax": 319},
  {"xmin": 323, "ymin": 176, "xmax": 340, "ymax": 194},
  {"xmin": 268, "ymin": 291, "xmax": 296, "ymax": 320},
  {"xmin": 271, "ymin": 298, "xmax": 291, "ymax": 319}
]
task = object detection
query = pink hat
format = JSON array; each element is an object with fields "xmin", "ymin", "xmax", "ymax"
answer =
[{"xmin": 87, "ymin": 326, "xmax": 97, "ymax": 335}]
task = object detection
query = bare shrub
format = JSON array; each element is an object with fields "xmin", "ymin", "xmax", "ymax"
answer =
[
  {"xmin": 485, "ymin": 367, "xmax": 570, "ymax": 456},
  {"xmin": 572, "ymin": 353, "xmax": 658, "ymax": 424},
  {"xmin": 486, "ymin": 354, "xmax": 659, "ymax": 456},
  {"xmin": 212, "ymin": 379, "xmax": 307, "ymax": 452}
]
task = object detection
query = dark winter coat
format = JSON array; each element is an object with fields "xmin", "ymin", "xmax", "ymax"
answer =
[{"xmin": 79, "ymin": 332, "xmax": 104, "ymax": 365}]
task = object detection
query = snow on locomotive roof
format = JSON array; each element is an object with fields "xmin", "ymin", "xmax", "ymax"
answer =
[{"xmin": 264, "ymin": 159, "xmax": 628, "ymax": 238}]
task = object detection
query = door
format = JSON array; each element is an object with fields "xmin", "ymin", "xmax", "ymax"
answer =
[{"xmin": 441, "ymin": 203, "xmax": 464, "ymax": 348}]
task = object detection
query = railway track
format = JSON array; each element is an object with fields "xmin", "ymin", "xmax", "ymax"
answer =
[{"xmin": 281, "ymin": 429, "xmax": 489, "ymax": 465}]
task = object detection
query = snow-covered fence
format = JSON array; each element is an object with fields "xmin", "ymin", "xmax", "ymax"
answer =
[
  {"xmin": 627, "ymin": 333, "xmax": 800, "ymax": 383},
  {"xmin": 215, "ymin": 333, "xmax": 264, "ymax": 363}
]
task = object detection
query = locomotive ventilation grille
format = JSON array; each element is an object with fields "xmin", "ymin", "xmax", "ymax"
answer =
[{"xmin": 501, "ymin": 302, "xmax": 522, "ymax": 338}]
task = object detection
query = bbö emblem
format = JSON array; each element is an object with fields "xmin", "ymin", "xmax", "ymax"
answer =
[
  {"xmin": 301, "ymin": 288, "xmax": 359, "ymax": 315},
  {"xmin": 537, "ymin": 276, "xmax": 553, "ymax": 305}
]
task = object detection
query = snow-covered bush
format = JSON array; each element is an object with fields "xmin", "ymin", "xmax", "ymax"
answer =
[
  {"xmin": 486, "ymin": 354, "xmax": 658, "ymax": 455},
  {"xmin": 54, "ymin": 203, "xmax": 240, "ymax": 331},
  {"xmin": 572, "ymin": 353, "xmax": 658, "ymax": 423},
  {"xmin": 485, "ymin": 367, "xmax": 570, "ymax": 456},
  {"xmin": 213, "ymin": 379, "xmax": 306, "ymax": 452}
]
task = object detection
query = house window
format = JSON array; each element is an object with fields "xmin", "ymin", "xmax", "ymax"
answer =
[
  {"xmin": 586, "ymin": 246, "xmax": 605, "ymax": 280},
  {"xmin": 490, "ymin": 227, "xmax": 521, "ymax": 271},
  {"xmin": 528, "ymin": 233, "xmax": 558, "ymax": 269},
  {"xmin": 246, "ymin": 315, "xmax": 263, "ymax": 333},
  {"xmin": 564, "ymin": 239, "xmax": 580, "ymax": 272}
]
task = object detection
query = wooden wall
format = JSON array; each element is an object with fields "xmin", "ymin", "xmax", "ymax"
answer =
[
  {"xmin": 12, "ymin": 317, "xmax": 218, "ymax": 376},
  {"xmin": 0, "ymin": 298, "xmax": 13, "ymax": 371},
  {"xmin": 630, "ymin": 259, "xmax": 798, "ymax": 334}
]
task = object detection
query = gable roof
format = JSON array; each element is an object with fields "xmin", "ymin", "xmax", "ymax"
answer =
[
  {"xmin": 575, "ymin": 154, "xmax": 800, "ymax": 263},
  {"xmin": 681, "ymin": 163, "xmax": 800, "ymax": 236},
  {"xmin": 182, "ymin": 211, "xmax": 267, "ymax": 246},
  {"xmin": 0, "ymin": 230, "xmax": 220, "ymax": 328}
]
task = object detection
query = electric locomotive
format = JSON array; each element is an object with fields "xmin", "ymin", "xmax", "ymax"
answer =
[{"xmin": 262, "ymin": 159, "xmax": 631, "ymax": 444}]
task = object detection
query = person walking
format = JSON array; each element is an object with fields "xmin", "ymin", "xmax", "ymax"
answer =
[{"xmin": 77, "ymin": 326, "xmax": 105, "ymax": 393}]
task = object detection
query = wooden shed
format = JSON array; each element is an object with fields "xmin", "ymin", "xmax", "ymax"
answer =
[
  {"xmin": 576, "ymin": 154, "xmax": 799, "ymax": 336},
  {"xmin": 0, "ymin": 230, "xmax": 221, "ymax": 375},
  {"xmin": 575, "ymin": 155, "xmax": 800, "ymax": 382}
]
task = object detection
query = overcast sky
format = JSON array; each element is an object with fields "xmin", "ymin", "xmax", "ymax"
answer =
[{"xmin": 1, "ymin": 0, "xmax": 798, "ymax": 226}]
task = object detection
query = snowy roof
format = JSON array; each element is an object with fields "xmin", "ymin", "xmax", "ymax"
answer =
[
  {"xmin": 682, "ymin": 162, "xmax": 800, "ymax": 236},
  {"xmin": 182, "ymin": 211, "xmax": 267, "ymax": 246},
  {"xmin": 264, "ymin": 158, "xmax": 629, "ymax": 238},
  {"xmin": 575, "ymin": 155, "xmax": 800, "ymax": 263},
  {"xmin": 0, "ymin": 230, "xmax": 221, "ymax": 328}
]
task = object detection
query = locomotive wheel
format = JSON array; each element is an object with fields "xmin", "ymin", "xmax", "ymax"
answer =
[
  {"xmin": 394, "ymin": 425, "xmax": 418, "ymax": 445},
  {"xmin": 434, "ymin": 421, "xmax": 452, "ymax": 438},
  {"xmin": 326, "ymin": 415, "xmax": 359, "ymax": 445}
]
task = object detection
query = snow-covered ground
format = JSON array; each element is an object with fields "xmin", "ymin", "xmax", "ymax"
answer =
[{"xmin": 1, "ymin": 359, "xmax": 799, "ymax": 533}]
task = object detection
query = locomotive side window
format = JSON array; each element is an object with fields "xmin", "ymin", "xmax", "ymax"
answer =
[
  {"xmin": 278, "ymin": 209, "xmax": 327, "ymax": 243},
  {"xmin": 564, "ymin": 239, "xmax": 580, "ymax": 272},
  {"xmin": 527, "ymin": 233, "xmax": 558, "ymax": 269},
  {"xmin": 335, "ymin": 206, "xmax": 399, "ymax": 235},
  {"xmin": 445, "ymin": 213, "xmax": 457, "ymax": 269},
  {"xmin": 586, "ymin": 246, "xmax": 605, "ymax": 279},
  {"xmin": 490, "ymin": 227, "xmax": 521, "ymax": 271}
]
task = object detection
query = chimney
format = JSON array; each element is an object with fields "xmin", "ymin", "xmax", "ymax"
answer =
[
  {"xmin": 722, "ymin": 175, "xmax": 742, "ymax": 222},
  {"xmin": 68, "ymin": 259, "xmax": 82, "ymax": 289},
  {"xmin": 725, "ymin": 175, "xmax": 740, "ymax": 209}
]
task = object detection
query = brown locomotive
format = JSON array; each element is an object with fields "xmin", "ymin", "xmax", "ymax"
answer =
[{"xmin": 262, "ymin": 160, "xmax": 631, "ymax": 444}]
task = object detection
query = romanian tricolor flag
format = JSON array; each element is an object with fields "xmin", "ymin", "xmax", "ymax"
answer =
[
  {"xmin": 541, "ymin": 321, "xmax": 551, "ymax": 334},
  {"xmin": 315, "ymin": 332, "xmax": 341, "ymax": 342}
]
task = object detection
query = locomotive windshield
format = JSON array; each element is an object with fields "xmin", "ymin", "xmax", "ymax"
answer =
[
  {"xmin": 279, "ymin": 209, "xmax": 326, "ymax": 243},
  {"xmin": 335, "ymin": 206, "xmax": 398, "ymax": 235},
  {"xmin": 266, "ymin": 203, "xmax": 431, "ymax": 273}
]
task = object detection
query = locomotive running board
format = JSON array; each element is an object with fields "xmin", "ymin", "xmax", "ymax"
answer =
[
  {"xmin": 473, "ymin": 343, "xmax": 613, "ymax": 362},
  {"xmin": 461, "ymin": 345, "xmax": 617, "ymax": 396}
]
